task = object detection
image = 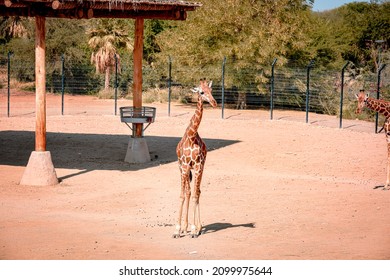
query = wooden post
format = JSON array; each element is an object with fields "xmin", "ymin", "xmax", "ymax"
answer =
[
  {"xmin": 133, "ymin": 18, "xmax": 144, "ymax": 137},
  {"xmin": 20, "ymin": 15, "xmax": 58, "ymax": 186},
  {"xmin": 35, "ymin": 16, "xmax": 46, "ymax": 151}
]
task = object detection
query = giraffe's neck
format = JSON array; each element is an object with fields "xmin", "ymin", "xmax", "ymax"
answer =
[
  {"xmin": 185, "ymin": 96, "xmax": 204, "ymax": 138},
  {"xmin": 366, "ymin": 97, "xmax": 390, "ymax": 117}
]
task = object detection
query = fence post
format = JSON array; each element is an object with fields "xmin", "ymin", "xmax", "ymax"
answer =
[
  {"xmin": 114, "ymin": 54, "xmax": 118, "ymax": 115},
  {"xmin": 305, "ymin": 60, "xmax": 315, "ymax": 123},
  {"xmin": 61, "ymin": 54, "xmax": 65, "ymax": 115},
  {"xmin": 168, "ymin": 56, "xmax": 172, "ymax": 116},
  {"xmin": 221, "ymin": 57, "xmax": 226, "ymax": 119},
  {"xmin": 375, "ymin": 63, "xmax": 387, "ymax": 133},
  {"xmin": 270, "ymin": 58, "xmax": 277, "ymax": 120},
  {"xmin": 339, "ymin": 61, "xmax": 350, "ymax": 128},
  {"xmin": 7, "ymin": 51, "xmax": 11, "ymax": 117}
]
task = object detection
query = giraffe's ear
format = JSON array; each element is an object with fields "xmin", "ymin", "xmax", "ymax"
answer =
[
  {"xmin": 355, "ymin": 93, "xmax": 359, "ymax": 99},
  {"xmin": 208, "ymin": 81, "xmax": 213, "ymax": 88},
  {"xmin": 191, "ymin": 87, "xmax": 201, "ymax": 93}
]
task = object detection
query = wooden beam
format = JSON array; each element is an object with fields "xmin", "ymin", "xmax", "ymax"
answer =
[
  {"xmin": 35, "ymin": 15, "xmax": 46, "ymax": 152},
  {"xmin": 4, "ymin": 0, "xmax": 12, "ymax": 7},
  {"xmin": 4, "ymin": 0, "xmax": 27, "ymax": 8},
  {"xmin": 133, "ymin": 17, "xmax": 144, "ymax": 138},
  {"xmin": 87, "ymin": 8, "xmax": 93, "ymax": 19},
  {"xmin": 89, "ymin": 2, "xmax": 192, "ymax": 11},
  {"xmin": 92, "ymin": 9, "xmax": 188, "ymax": 20},
  {"xmin": 0, "ymin": 7, "xmax": 189, "ymax": 20},
  {"xmin": 51, "ymin": 0, "xmax": 77, "ymax": 10}
]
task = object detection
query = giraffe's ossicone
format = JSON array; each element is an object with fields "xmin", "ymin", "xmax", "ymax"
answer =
[{"xmin": 173, "ymin": 79, "xmax": 217, "ymax": 238}]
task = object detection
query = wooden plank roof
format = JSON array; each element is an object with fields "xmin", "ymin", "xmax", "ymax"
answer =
[{"xmin": 0, "ymin": 0, "xmax": 202, "ymax": 20}]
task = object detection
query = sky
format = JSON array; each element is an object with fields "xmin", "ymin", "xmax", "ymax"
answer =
[{"xmin": 312, "ymin": 0, "xmax": 370, "ymax": 11}]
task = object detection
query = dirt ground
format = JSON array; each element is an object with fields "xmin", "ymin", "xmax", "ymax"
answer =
[{"xmin": 0, "ymin": 91, "xmax": 389, "ymax": 260}]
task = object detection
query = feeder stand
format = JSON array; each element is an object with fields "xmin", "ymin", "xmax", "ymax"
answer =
[{"xmin": 120, "ymin": 106, "xmax": 156, "ymax": 163}]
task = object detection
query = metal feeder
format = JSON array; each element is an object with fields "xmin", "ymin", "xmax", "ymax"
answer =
[
  {"xmin": 119, "ymin": 106, "xmax": 156, "ymax": 163},
  {"xmin": 120, "ymin": 106, "xmax": 156, "ymax": 137}
]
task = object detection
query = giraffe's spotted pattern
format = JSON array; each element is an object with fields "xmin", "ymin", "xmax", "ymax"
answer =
[{"xmin": 356, "ymin": 91, "xmax": 390, "ymax": 190}]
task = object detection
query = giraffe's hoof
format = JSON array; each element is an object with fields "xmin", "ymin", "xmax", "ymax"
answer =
[
  {"xmin": 172, "ymin": 233, "xmax": 181, "ymax": 239},
  {"xmin": 190, "ymin": 232, "xmax": 201, "ymax": 238},
  {"xmin": 383, "ymin": 187, "xmax": 389, "ymax": 191}
]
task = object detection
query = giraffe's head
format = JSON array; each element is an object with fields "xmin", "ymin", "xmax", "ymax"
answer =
[
  {"xmin": 355, "ymin": 89, "xmax": 369, "ymax": 114},
  {"xmin": 192, "ymin": 79, "xmax": 217, "ymax": 108}
]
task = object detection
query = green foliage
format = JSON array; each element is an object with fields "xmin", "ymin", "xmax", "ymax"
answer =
[
  {"xmin": 316, "ymin": 2, "xmax": 390, "ymax": 70},
  {"xmin": 155, "ymin": 0, "xmax": 313, "ymax": 85},
  {"xmin": 46, "ymin": 19, "xmax": 92, "ymax": 93},
  {"xmin": 5, "ymin": 37, "xmax": 34, "ymax": 82},
  {"xmin": 0, "ymin": 18, "xmax": 99, "ymax": 93},
  {"xmin": 144, "ymin": 20, "xmax": 171, "ymax": 64},
  {"xmin": 0, "ymin": 0, "xmax": 387, "ymax": 121}
]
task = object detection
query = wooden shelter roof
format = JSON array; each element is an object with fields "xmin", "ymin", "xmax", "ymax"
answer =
[
  {"xmin": 2, "ymin": 0, "xmax": 202, "ymax": 179},
  {"xmin": 0, "ymin": 0, "xmax": 202, "ymax": 20}
]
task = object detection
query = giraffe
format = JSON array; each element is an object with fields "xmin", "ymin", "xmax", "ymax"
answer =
[
  {"xmin": 356, "ymin": 89, "xmax": 390, "ymax": 190},
  {"xmin": 173, "ymin": 79, "xmax": 217, "ymax": 238}
]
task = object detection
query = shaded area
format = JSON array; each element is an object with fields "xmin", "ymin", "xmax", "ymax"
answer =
[
  {"xmin": 202, "ymin": 222, "xmax": 256, "ymax": 235},
  {"xmin": 0, "ymin": 131, "xmax": 239, "ymax": 172}
]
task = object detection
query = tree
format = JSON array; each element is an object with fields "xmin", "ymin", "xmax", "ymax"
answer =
[
  {"xmin": 87, "ymin": 19, "xmax": 132, "ymax": 90},
  {"xmin": 143, "ymin": 19, "xmax": 171, "ymax": 65},
  {"xmin": 45, "ymin": 19, "xmax": 92, "ymax": 94},
  {"xmin": 320, "ymin": 1, "xmax": 390, "ymax": 70},
  {"xmin": 0, "ymin": 16, "xmax": 28, "ymax": 44},
  {"xmin": 155, "ymin": 0, "xmax": 313, "ymax": 87},
  {"xmin": 1, "ymin": 18, "xmax": 92, "ymax": 87}
]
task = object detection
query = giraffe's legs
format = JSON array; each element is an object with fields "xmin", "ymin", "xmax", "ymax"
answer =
[
  {"xmin": 173, "ymin": 168, "xmax": 191, "ymax": 238},
  {"xmin": 173, "ymin": 189, "xmax": 185, "ymax": 238},
  {"xmin": 385, "ymin": 141, "xmax": 390, "ymax": 191},
  {"xmin": 385, "ymin": 160, "xmax": 390, "ymax": 190},
  {"xmin": 182, "ymin": 186, "xmax": 191, "ymax": 234},
  {"xmin": 190, "ymin": 166, "xmax": 204, "ymax": 238},
  {"xmin": 384, "ymin": 121, "xmax": 390, "ymax": 191}
]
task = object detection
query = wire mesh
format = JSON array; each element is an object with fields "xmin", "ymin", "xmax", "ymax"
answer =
[{"xmin": 0, "ymin": 54, "xmax": 388, "ymax": 122}]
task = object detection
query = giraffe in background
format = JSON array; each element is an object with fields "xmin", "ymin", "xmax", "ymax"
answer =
[
  {"xmin": 173, "ymin": 79, "xmax": 217, "ymax": 238},
  {"xmin": 356, "ymin": 89, "xmax": 390, "ymax": 190}
]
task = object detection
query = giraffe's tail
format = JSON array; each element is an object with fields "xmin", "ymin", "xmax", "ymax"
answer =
[{"xmin": 189, "ymin": 170, "xmax": 193, "ymax": 182}]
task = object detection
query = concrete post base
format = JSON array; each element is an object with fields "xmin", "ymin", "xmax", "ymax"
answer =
[
  {"xmin": 20, "ymin": 151, "xmax": 59, "ymax": 186},
  {"xmin": 124, "ymin": 137, "xmax": 151, "ymax": 163}
]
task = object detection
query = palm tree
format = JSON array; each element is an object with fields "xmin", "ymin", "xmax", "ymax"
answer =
[
  {"xmin": 0, "ymin": 16, "xmax": 28, "ymax": 41},
  {"xmin": 88, "ymin": 19, "xmax": 132, "ymax": 90}
]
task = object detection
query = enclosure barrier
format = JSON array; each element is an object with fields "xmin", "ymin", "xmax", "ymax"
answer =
[
  {"xmin": 339, "ymin": 61, "xmax": 351, "ymax": 129},
  {"xmin": 7, "ymin": 51, "xmax": 11, "ymax": 118},
  {"xmin": 270, "ymin": 58, "xmax": 278, "ymax": 120},
  {"xmin": 167, "ymin": 56, "xmax": 172, "ymax": 117},
  {"xmin": 61, "ymin": 54, "xmax": 65, "ymax": 115},
  {"xmin": 305, "ymin": 60, "xmax": 315, "ymax": 124},
  {"xmin": 221, "ymin": 57, "xmax": 227, "ymax": 119},
  {"xmin": 2, "ymin": 53, "xmax": 388, "ymax": 133}
]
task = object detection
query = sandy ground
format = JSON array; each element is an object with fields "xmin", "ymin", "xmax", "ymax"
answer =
[{"xmin": 0, "ymin": 91, "xmax": 389, "ymax": 260}]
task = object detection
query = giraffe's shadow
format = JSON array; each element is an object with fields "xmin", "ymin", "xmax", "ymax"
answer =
[
  {"xmin": 201, "ymin": 222, "xmax": 256, "ymax": 235},
  {"xmin": 373, "ymin": 185, "xmax": 389, "ymax": 190},
  {"xmin": 0, "ymin": 130, "xmax": 239, "ymax": 175}
]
